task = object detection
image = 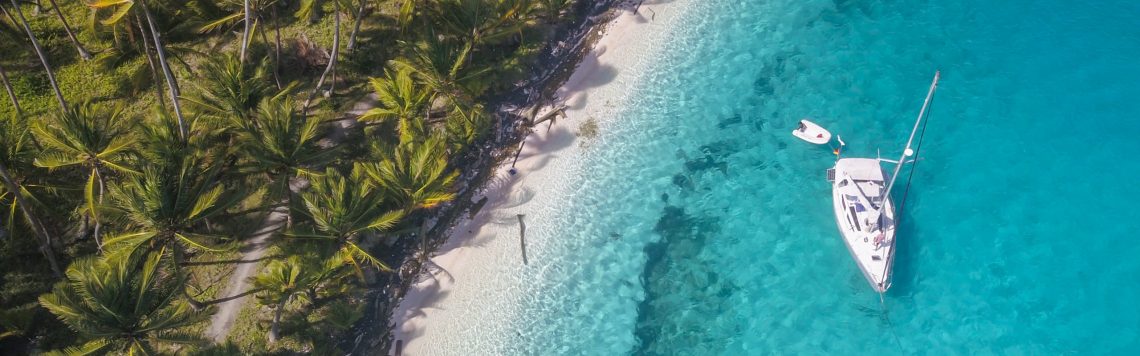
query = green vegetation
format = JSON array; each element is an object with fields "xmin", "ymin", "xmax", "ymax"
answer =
[{"xmin": 0, "ymin": 0, "xmax": 586, "ymax": 353}]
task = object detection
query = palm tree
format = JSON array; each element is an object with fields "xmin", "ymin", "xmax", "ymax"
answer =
[
  {"xmin": 2, "ymin": 0, "xmax": 67, "ymax": 112},
  {"xmin": 184, "ymin": 53, "xmax": 274, "ymax": 123},
  {"xmin": 391, "ymin": 39, "xmax": 471, "ymax": 102},
  {"xmin": 250, "ymin": 250, "xmax": 354, "ymax": 344},
  {"xmin": 391, "ymin": 39, "xmax": 491, "ymax": 120},
  {"xmin": 362, "ymin": 136, "xmax": 458, "ymax": 212},
  {"xmin": 0, "ymin": 62, "xmax": 19, "ymax": 113},
  {"xmin": 537, "ymin": 0, "xmax": 573, "ymax": 23},
  {"xmin": 39, "ymin": 251, "xmax": 209, "ymax": 354},
  {"xmin": 241, "ymin": 0, "xmax": 251, "ymax": 63},
  {"xmin": 293, "ymin": 166, "xmax": 404, "ymax": 274},
  {"xmin": 32, "ymin": 103, "xmax": 138, "ymax": 250},
  {"xmin": 0, "ymin": 114, "xmax": 63, "ymax": 277},
  {"xmin": 251, "ymin": 256, "xmax": 316, "ymax": 343},
  {"xmin": 431, "ymin": 0, "xmax": 536, "ymax": 46},
  {"xmin": 198, "ymin": 0, "xmax": 283, "ymax": 66},
  {"xmin": 234, "ymin": 97, "xmax": 335, "ymax": 225},
  {"xmin": 86, "ymin": 0, "xmax": 188, "ymax": 139},
  {"xmin": 101, "ymin": 113, "xmax": 242, "ymax": 308},
  {"xmin": 302, "ymin": 0, "xmax": 342, "ymax": 113},
  {"xmin": 394, "ymin": 0, "xmax": 417, "ymax": 33},
  {"xmin": 43, "ymin": 0, "xmax": 93, "ymax": 60},
  {"xmin": 344, "ymin": 0, "xmax": 369, "ymax": 52},
  {"xmin": 360, "ymin": 66, "xmax": 432, "ymax": 143}
]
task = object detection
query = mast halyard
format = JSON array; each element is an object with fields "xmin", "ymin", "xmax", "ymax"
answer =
[
  {"xmin": 883, "ymin": 71, "xmax": 941, "ymax": 203},
  {"xmin": 870, "ymin": 71, "xmax": 941, "ymax": 292}
]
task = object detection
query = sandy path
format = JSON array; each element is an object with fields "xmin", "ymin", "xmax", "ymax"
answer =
[
  {"xmin": 204, "ymin": 209, "xmax": 286, "ymax": 342},
  {"xmin": 204, "ymin": 95, "xmax": 374, "ymax": 342}
]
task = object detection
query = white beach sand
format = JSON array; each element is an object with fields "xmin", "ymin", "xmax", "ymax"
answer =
[{"xmin": 390, "ymin": 1, "xmax": 691, "ymax": 354}]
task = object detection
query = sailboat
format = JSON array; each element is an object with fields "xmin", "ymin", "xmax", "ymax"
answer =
[
  {"xmin": 828, "ymin": 71, "xmax": 940, "ymax": 293},
  {"xmin": 792, "ymin": 72, "xmax": 940, "ymax": 293}
]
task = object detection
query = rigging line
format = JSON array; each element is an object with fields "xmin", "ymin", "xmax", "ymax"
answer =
[
  {"xmin": 878, "ymin": 297, "xmax": 906, "ymax": 350},
  {"xmin": 896, "ymin": 94, "xmax": 936, "ymax": 226}
]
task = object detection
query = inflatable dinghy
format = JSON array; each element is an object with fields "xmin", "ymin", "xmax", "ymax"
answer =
[{"xmin": 792, "ymin": 119, "xmax": 831, "ymax": 144}]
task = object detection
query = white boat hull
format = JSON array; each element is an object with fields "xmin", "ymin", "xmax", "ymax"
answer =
[
  {"xmin": 792, "ymin": 119, "xmax": 832, "ymax": 144},
  {"xmin": 831, "ymin": 158, "xmax": 897, "ymax": 292}
]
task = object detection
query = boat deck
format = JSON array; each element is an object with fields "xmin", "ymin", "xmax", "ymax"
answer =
[{"xmin": 832, "ymin": 158, "xmax": 896, "ymax": 292}]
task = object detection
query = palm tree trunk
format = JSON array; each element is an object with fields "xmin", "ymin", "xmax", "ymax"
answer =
[
  {"xmin": 266, "ymin": 298, "xmax": 285, "ymax": 344},
  {"xmin": 281, "ymin": 175, "xmax": 292, "ymax": 228},
  {"xmin": 239, "ymin": 0, "xmax": 251, "ymax": 64},
  {"xmin": 272, "ymin": 6, "xmax": 283, "ymax": 89},
  {"xmin": 257, "ymin": 18, "xmax": 282, "ymax": 89},
  {"xmin": 139, "ymin": 1, "xmax": 188, "ymax": 140},
  {"xmin": 93, "ymin": 167, "xmax": 105, "ymax": 251},
  {"xmin": 172, "ymin": 243, "xmax": 208, "ymax": 310},
  {"xmin": 0, "ymin": 63, "xmax": 20, "ymax": 114},
  {"xmin": 6, "ymin": 0, "xmax": 68, "ymax": 112},
  {"xmin": 268, "ymin": 300, "xmax": 284, "ymax": 343},
  {"xmin": 345, "ymin": 0, "xmax": 366, "ymax": 53},
  {"xmin": 135, "ymin": 12, "xmax": 166, "ymax": 109},
  {"xmin": 44, "ymin": 0, "xmax": 92, "ymax": 60},
  {"xmin": 0, "ymin": 161, "xmax": 63, "ymax": 278},
  {"xmin": 302, "ymin": 0, "xmax": 340, "ymax": 114}
]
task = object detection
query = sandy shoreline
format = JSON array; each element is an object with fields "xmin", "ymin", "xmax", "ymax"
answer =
[{"xmin": 390, "ymin": 1, "xmax": 689, "ymax": 354}]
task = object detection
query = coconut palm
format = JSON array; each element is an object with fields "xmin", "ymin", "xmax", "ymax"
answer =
[
  {"xmin": 0, "ymin": 114, "xmax": 63, "ymax": 277},
  {"xmin": 87, "ymin": 0, "xmax": 189, "ymax": 139},
  {"xmin": 362, "ymin": 136, "xmax": 457, "ymax": 212},
  {"xmin": 360, "ymin": 66, "xmax": 432, "ymax": 143},
  {"xmin": 2, "ymin": 0, "xmax": 67, "ymax": 112},
  {"xmin": 301, "ymin": 0, "xmax": 343, "ymax": 113},
  {"xmin": 537, "ymin": 0, "xmax": 574, "ymax": 23},
  {"xmin": 233, "ymin": 97, "xmax": 335, "ymax": 224},
  {"xmin": 32, "ymin": 103, "xmax": 138, "ymax": 250},
  {"xmin": 184, "ymin": 53, "xmax": 275, "ymax": 123},
  {"xmin": 391, "ymin": 39, "xmax": 479, "ymax": 106},
  {"xmin": 394, "ymin": 0, "xmax": 417, "ymax": 32},
  {"xmin": 39, "ymin": 250, "xmax": 209, "ymax": 355},
  {"xmin": 293, "ymin": 166, "xmax": 403, "ymax": 274},
  {"xmin": 83, "ymin": 1, "xmax": 167, "ymax": 106},
  {"xmin": 101, "ymin": 114, "xmax": 242, "ymax": 308},
  {"xmin": 344, "ymin": 0, "xmax": 371, "ymax": 52},
  {"xmin": 431, "ymin": 0, "xmax": 537, "ymax": 46},
  {"xmin": 0, "ymin": 62, "xmax": 19, "ymax": 113},
  {"xmin": 443, "ymin": 100, "xmax": 491, "ymax": 148},
  {"xmin": 198, "ymin": 0, "xmax": 283, "ymax": 65},
  {"xmin": 390, "ymin": 38, "xmax": 495, "ymax": 133},
  {"xmin": 251, "ymin": 256, "xmax": 316, "ymax": 343}
]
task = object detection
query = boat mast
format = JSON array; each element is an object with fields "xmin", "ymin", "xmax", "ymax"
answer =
[{"xmin": 883, "ymin": 71, "xmax": 940, "ymax": 201}]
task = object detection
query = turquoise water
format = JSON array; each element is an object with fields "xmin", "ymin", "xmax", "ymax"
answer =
[{"xmin": 500, "ymin": 0, "xmax": 1140, "ymax": 354}]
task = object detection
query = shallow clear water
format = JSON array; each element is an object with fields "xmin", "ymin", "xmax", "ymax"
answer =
[{"xmin": 498, "ymin": 0, "xmax": 1140, "ymax": 354}]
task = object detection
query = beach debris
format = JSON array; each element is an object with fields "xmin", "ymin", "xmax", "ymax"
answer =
[
  {"xmin": 578, "ymin": 116, "xmax": 600, "ymax": 147},
  {"xmin": 533, "ymin": 104, "xmax": 567, "ymax": 126},
  {"xmin": 469, "ymin": 196, "xmax": 489, "ymax": 219}
]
